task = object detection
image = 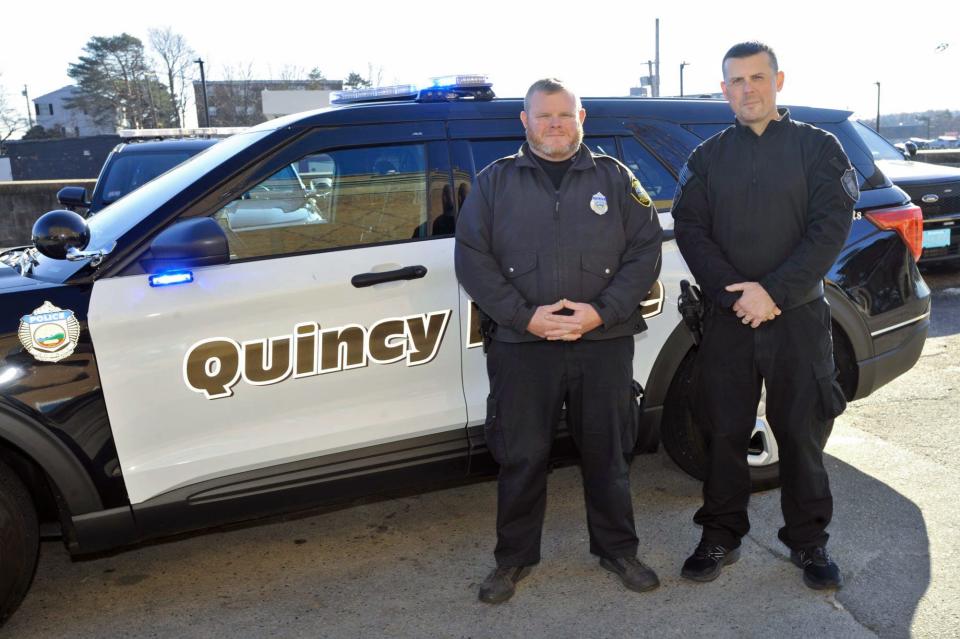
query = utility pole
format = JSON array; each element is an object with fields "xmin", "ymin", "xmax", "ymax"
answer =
[
  {"xmin": 874, "ymin": 81, "xmax": 881, "ymax": 134},
  {"xmin": 654, "ymin": 19, "xmax": 661, "ymax": 98},
  {"xmin": 196, "ymin": 58, "xmax": 210, "ymax": 127},
  {"xmin": 680, "ymin": 62, "xmax": 690, "ymax": 97},
  {"xmin": 21, "ymin": 85, "xmax": 33, "ymax": 128}
]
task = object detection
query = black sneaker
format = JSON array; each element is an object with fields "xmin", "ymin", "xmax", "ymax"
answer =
[
  {"xmin": 478, "ymin": 565, "xmax": 532, "ymax": 604},
  {"xmin": 791, "ymin": 546, "xmax": 843, "ymax": 590},
  {"xmin": 680, "ymin": 542, "xmax": 741, "ymax": 582},
  {"xmin": 599, "ymin": 556, "xmax": 661, "ymax": 592}
]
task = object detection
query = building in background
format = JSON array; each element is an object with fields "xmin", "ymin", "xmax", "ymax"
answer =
[
  {"xmin": 32, "ymin": 86, "xmax": 115, "ymax": 137},
  {"xmin": 193, "ymin": 79, "xmax": 343, "ymax": 126}
]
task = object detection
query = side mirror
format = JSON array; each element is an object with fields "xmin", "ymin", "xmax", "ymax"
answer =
[
  {"xmin": 140, "ymin": 218, "xmax": 230, "ymax": 273},
  {"xmin": 32, "ymin": 210, "xmax": 90, "ymax": 260},
  {"xmin": 904, "ymin": 141, "xmax": 918, "ymax": 158},
  {"xmin": 57, "ymin": 186, "xmax": 91, "ymax": 212}
]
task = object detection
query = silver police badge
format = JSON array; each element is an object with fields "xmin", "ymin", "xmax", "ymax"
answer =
[
  {"xmin": 590, "ymin": 192, "xmax": 608, "ymax": 215},
  {"xmin": 18, "ymin": 301, "xmax": 81, "ymax": 363}
]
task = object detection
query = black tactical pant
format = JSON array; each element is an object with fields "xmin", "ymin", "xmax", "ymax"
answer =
[
  {"xmin": 485, "ymin": 337, "xmax": 639, "ymax": 567},
  {"xmin": 693, "ymin": 298, "xmax": 843, "ymax": 551}
]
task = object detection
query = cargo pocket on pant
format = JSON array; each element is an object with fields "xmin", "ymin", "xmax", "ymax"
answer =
[
  {"xmin": 813, "ymin": 359, "xmax": 847, "ymax": 421},
  {"xmin": 484, "ymin": 395, "xmax": 509, "ymax": 465},
  {"xmin": 622, "ymin": 380, "xmax": 648, "ymax": 461}
]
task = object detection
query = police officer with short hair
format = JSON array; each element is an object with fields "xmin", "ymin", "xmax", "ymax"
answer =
[
  {"xmin": 455, "ymin": 78, "xmax": 663, "ymax": 604},
  {"xmin": 672, "ymin": 42, "xmax": 856, "ymax": 590}
]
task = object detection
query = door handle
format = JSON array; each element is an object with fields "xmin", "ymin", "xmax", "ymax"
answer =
[{"xmin": 351, "ymin": 265, "xmax": 428, "ymax": 288}]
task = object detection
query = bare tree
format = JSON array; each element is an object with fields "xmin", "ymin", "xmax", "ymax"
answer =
[
  {"xmin": 367, "ymin": 63, "xmax": 384, "ymax": 88},
  {"xmin": 275, "ymin": 65, "xmax": 306, "ymax": 88},
  {"xmin": 0, "ymin": 77, "xmax": 27, "ymax": 151},
  {"xmin": 207, "ymin": 63, "xmax": 262, "ymax": 126},
  {"xmin": 149, "ymin": 27, "xmax": 195, "ymax": 127}
]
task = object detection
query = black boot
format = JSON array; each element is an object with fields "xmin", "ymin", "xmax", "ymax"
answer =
[
  {"xmin": 791, "ymin": 546, "xmax": 843, "ymax": 590},
  {"xmin": 681, "ymin": 542, "xmax": 741, "ymax": 582},
  {"xmin": 599, "ymin": 556, "xmax": 661, "ymax": 592},
  {"xmin": 478, "ymin": 565, "xmax": 532, "ymax": 604}
]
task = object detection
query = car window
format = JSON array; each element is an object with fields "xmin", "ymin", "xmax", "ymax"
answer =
[
  {"xmin": 211, "ymin": 143, "xmax": 428, "ymax": 259},
  {"xmin": 619, "ymin": 137, "xmax": 678, "ymax": 210},
  {"xmin": 100, "ymin": 152, "xmax": 195, "ymax": 205},
  {"xmin": 818, "ymin": 121, "xmax": 886, "ymax": 189},
  {"xmin": 851, "ymin": 121, "xmax": 907, "ymax": 161}
]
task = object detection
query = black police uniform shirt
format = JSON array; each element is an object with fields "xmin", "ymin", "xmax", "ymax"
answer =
[
  {"xmin": 455, "ymin": 143, "xmax": 663, "ymax": 342},
  {"xmin": 671, "ymin": 108, "xmax": 858, "ymax": 310}
]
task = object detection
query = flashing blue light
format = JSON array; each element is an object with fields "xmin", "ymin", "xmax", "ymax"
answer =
[{"xmin": 149, "ymin": 270, "xmax": 194, "ymax": 287}]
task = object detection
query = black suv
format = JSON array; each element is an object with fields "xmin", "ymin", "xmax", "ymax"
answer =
[
  {"xmin": 849, "ymin": 121, "xmax": 960, "ymax": 265},
  {"xmin": 0, "ymin": 79, "xmax": 930, "ymax": 623},
  {"xmin": 57, "ymin": 138, "xmax": 218, "ymax": 215}
]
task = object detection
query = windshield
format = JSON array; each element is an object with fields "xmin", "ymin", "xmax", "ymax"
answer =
[
  {"xmin": 98, "ymin": 151, "xmax": 197, "ymax": 207},
  {"xmin": 28, "ymin": 127, "xmax": 275, "ymax": 282},
  {"xmin": 852, "ymin": 121, "xmax": 906, "ymax": 161}
]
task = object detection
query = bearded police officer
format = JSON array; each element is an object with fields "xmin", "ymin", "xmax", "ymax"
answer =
[
  {"xmin": 672, "ymin": 42, "xmax": 856, "ymax": 590},
  {"xmin": 455, "ymin": 78, "xmax": 663, "ymax": 604}
]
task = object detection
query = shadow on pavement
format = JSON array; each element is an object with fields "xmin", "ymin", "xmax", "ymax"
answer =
[{"xmin": 5, "ymin": 447, "xmax": 933, "ymax": 639}]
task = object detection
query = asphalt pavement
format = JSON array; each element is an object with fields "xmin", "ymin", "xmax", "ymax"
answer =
[{"xmin": 3, "ymin": 267, "xmax": 959, "ymax": 639}]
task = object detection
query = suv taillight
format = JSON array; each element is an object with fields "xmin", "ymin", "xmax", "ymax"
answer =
[{"xmin": 865, "ymin": 204, "xmax": 923, "ymax": 262}]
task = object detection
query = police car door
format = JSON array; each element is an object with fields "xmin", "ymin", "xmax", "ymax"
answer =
[{"xmin": 87, "ymin": 123, "xmax": 467, "ymax": 506}]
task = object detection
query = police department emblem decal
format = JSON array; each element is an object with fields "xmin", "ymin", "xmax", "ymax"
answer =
[
  {"xmin": 630, "ymin": 178, "xmax": 652, "ymax": 208},
  {"xmin": 18, "ymin": 301, "xmax": 80, "ymax": 363},
  {"xmin": 590, "ymin": 192, "xmax": 608, "ymax": 215}
]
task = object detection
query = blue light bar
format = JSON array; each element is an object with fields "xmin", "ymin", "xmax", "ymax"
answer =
[
  {"xmin": 417, "ymin": 73, "xmax": 495, "ymax": 103},
  {"xmin": 149, "ymin": 270, "xmax": 194, "ymax": 287},
  {"xmin": 330, "ymin": 84, "xmax": 419, "ymax": 105}
]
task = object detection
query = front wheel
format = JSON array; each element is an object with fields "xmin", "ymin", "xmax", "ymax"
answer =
[
  {"xmin": 0, "ymin": 458, "xmax": 40, "ymax": 625},
  {"xmin": 660, "ymin": 351, "xmax": 782, "ymax": 492}
]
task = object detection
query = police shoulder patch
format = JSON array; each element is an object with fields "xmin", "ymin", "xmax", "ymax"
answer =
[
  {"xmin": 630, "ymin": 177, "xmax": 652, "ymax": 208},
  {"xmin": 841, "ymin": 167, "xmax": 860, "ymax": 203}
]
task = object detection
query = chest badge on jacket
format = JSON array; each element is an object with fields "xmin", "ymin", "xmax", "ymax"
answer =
[{"xmin": 590, "ymin": 192, "xmax": 608, "ymax": 215}]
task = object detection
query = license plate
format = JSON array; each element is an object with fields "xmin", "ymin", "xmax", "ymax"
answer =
[{"xmin": 923, "ymin": 228, "xmax": 951, "ymax": 249}]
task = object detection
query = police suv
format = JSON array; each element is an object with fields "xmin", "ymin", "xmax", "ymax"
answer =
[{"xmin": 0, "ymin": 76, "xmax": 931, "ymax": 622}]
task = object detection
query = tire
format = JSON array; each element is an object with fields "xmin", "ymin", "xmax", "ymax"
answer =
[
  {"xmin": 0, "ymin": 459, "xmax": 40, "ymax": 626},
  {"xmin": 661, "ymin": 350, "xmax": 782, "ymax": 492}
]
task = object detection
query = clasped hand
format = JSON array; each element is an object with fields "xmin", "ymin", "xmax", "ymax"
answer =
[
  {"xmin": 725, "ymin": 282, "xmax": 781, "ymax": 328},
  {"xmin": 526, "ymin": 299, "xmax": 603, "ymax": 341}
]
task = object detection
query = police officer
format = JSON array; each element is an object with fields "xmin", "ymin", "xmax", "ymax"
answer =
[
  {"xmin": 671, "ymin": 42, "xmax": 857, "ymax": 590},
  {"xmin": 455, "ymin": 78, "xmax": 663, "ymax": 604}
]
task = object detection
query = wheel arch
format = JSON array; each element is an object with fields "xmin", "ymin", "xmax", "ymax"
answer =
[{"xmin": 0, "ymin": 403, "xmax": 104, "ymax": 520}]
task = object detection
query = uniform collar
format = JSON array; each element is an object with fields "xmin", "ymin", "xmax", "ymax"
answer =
[
  {"xmin": 735, "ymin": 107, "xmax": 791, "ymax": 138},
  {"xmin": 516, "ymin": 142, "xmax": 597, "ymax": 171}
]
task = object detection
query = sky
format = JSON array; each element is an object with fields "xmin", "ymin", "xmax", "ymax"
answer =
[{"xmin": 2, "ymin": 0, "xmax": 958, "ymax": 131}]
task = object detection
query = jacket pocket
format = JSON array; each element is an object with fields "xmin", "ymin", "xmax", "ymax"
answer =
[
  {"xmin": 580, "ymin": 251, "xmax": 620, "ymax": 301},
  {"xmin": 483, "ymin": 395, "xmax": 509, "ymax": 465},
  {"xmin": 501, "ymin": 252, "xmax": 537, "ymax": 279},
  {"xmin": 500, "ymin": 252, "xmax": 538, "ymax": 302},
  {"xmin": 813, "ymin": 358, "xmax": 847, "ymax": 421}
]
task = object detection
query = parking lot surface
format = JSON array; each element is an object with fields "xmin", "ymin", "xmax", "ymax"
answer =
[{"xmin": 4, "ymin": 268, "xmax": 958, "ymax": 639}]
